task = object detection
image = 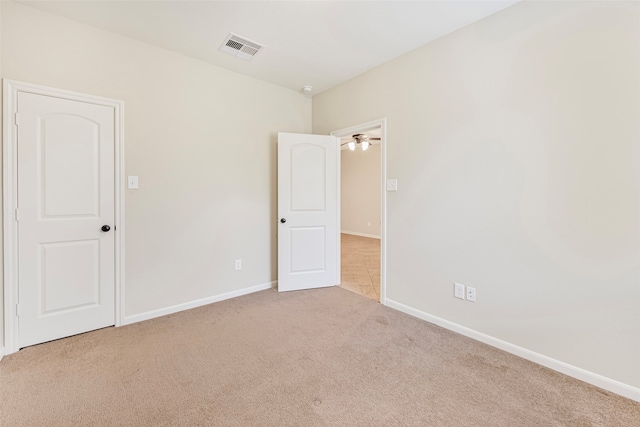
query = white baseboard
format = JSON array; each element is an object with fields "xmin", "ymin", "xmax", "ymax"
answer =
[
  {"xmin": 0, "ymin": 346, "xmax": 4, "ymax": 362},
  {"xmin": 123, "ymin": 281, "xmax": 276, "ymax": 325},
  {"xmin": 341, "ymin": 230, "xmax": 381, "ymax": 239},
  {"xmin": 385, "ymin": 298, "xmax": 640, "ymax": 403}
]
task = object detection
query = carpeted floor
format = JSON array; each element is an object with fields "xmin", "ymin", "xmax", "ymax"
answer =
[
  {"xmin": 1, "ymin": 287, "xmax": 638, "ymax": 426},
  {"xmin": 339, "ymin": 233, "xmax": 380, "ymax": 301}
]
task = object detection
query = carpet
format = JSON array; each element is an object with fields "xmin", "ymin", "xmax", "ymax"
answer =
[{"xmin": 1, "ymin": 287, "xmax": 638, "ymax": 426}]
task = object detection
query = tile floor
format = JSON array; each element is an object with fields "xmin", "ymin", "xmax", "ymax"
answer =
[{"xmin": 339, "ymin": 233, "xmax": 380, "ymax": 302}]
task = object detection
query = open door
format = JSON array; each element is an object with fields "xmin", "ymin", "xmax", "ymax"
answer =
[{"xmin": 277, "ymin": 132, "xmax": 339, "ymax": 292}]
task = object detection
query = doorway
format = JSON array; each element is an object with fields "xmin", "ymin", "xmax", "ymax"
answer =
[{"xmin": 331, "ymin": 119, "xmax": 386, "ymax": 304}]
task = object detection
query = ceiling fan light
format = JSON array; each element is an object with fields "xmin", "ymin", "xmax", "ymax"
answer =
[
  {"xmin": 361, "ymin": 140, "xmax": 369, "ymax": 151},
  {"xmin": 348, "ymin": 141, "xmax": 356, "ymax": 151}
]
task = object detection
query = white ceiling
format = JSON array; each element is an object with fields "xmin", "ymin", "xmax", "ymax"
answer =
[{"xmin": 17, "ymin": 0, "xmax": 520, "ymax": 94}]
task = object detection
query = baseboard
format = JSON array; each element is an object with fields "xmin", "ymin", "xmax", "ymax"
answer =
[
  {"xmin": 385, "ymin": 298, "xmax": 640, "ymax": 403},
  {"xmin": 341, "ymin": 230, "xmax": 381, "ymax": 239},
  {"xmin": 123, "ymin": 281, "xmax": 276, "ymax": 325},
  {"xmin": 0, "ymin": 346, "xmax": 4, "ymax": 362}
]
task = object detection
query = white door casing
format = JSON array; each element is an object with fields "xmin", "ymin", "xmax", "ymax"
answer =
[
  {"xmin": 3, "ymin": 80, "xmax": 125, "ymax": 353},
  {"xmin": 277, "ymin": 132, "xmax": 339, "ymax": 292}
]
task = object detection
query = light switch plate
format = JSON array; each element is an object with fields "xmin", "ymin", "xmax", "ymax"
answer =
[
  {"xmin": 386, "ymin": 179, "xmax": 398, "ymax": 191},
  {"xmin": 128, "ymin": 176, "xmax": 139, "ymax": 189}
]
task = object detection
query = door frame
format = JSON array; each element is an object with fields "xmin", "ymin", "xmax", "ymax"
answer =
[
  {"xmin": 2, "ymin": 79, "xmax": 126, "ymax": 354},
  {"xmin": 330, "ymin": 118, "xmax": 387, "ymax": 304}
]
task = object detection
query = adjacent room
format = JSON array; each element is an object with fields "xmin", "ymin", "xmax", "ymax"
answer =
[
  {"xmin": 1, "ymin": 0, "xmax": 639, "ymax": 425},
  {"xmin": 339, "ymin": 128, "xmax": 382, "ymax": 302}
]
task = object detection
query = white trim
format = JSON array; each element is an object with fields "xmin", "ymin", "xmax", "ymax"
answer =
[
  {"xmin": 0, "ymin": 346, "xmax": 4, "ymax": 362},
  {"xmin": 123, "ymin": 281, "xmax": 276, "ymax": 325},
  {"xmin": 114, "ymin": 89, "xmax": 126, "ymax": 328},
  {"xmin": 335, "ymin": 135, "xmax": 342, "ymax": 287},
  {"xmin": 331, "ymin": 118, "xmax": 387, "ymax": 304},
  {"xmin": 386, "ymin": 298, "xmax": 640, "ymax": 403},
  {"xmin": 3, "ymin": 80, "xmax": 18, "ymax": 354},
  {"xmin": 2, "ymin": 79, "xmax": 125, "ymax": 354},
  {"xmin": 341, "ymin": 230, "xmax": 381, "ymax": 240}
]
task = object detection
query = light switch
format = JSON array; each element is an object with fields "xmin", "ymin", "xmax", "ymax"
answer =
[
  {"xmin": 128, "ymin": 176, "xmax": 139, "ymax": 189},
  {"xmin": 386, "ymin": 179, "xmax": 398, "ymax": 192}
]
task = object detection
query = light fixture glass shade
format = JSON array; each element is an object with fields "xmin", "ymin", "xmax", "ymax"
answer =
[
  {"xmin": 348, "ymin": 141, "xmax": 356, "ymax": 151},
  {"xmin": 361, "ymin": 140, "xmax": 370, "ymax": 151}
]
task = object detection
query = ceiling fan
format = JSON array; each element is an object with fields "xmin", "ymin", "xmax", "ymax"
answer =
[{"xmin": 340, "ymin": 134, "xmax": 381, "ymax": 151}]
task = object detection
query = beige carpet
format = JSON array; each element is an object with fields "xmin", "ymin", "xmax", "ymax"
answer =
[
  {"xmin": 339, "ymin": 233, "xmax": 380, "ymax": 301},
  {"xmin": 1, "ymin": 287, "xmax": 638, "ymax": 426}
]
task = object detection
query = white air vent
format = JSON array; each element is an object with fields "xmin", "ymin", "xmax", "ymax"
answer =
[{"xmin": 220, "ymin": 33, "xmax": 264, "ymax": 60}]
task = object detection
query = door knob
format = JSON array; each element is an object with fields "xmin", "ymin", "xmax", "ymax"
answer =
[
  {"xmin": 280, "ymin": 218, "xmax": 287, "ymax": 224},
  {"xmin": 101, "ymin": 225, "xmax": 111, "ymax": 232}
]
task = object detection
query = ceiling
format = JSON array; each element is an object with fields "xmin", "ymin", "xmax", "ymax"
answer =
[{"xmin": 17, "ymin": 0, "xmax": 520, "ymax": 95}]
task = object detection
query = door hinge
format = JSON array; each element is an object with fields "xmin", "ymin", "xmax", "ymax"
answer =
[
  {"xmin": 15, "ymin": 208, "xmax": 20, "ymax": 222},
  {"xmin": 16, "ymin": 304, "xmax": 21, "ymax": 317},
  {"xmin": 15, "ymin": 112, "xmax": 20, "ymax": 126}
]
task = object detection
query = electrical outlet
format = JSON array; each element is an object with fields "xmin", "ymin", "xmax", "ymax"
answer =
[
  {"xmin": 454, "ymin": 283, "xmax": 465, "ymax": 299},
  {"xmin": 235, "ymin": 259, "xmax": 242, "ymax": 271},
  {"xmin": 367, "ymin": 221, "xmax": 372, "ymax": 227},
  {"xmin": 466, "ymin": 287, "xmax": 476, "ymax": 302}
]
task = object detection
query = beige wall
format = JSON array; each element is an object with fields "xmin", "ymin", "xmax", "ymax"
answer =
[
  {"xmin": 1, "ymin": 2, "xmax": 311, "ymax": 326},
  {"xmin": 314, "ymin": 1, "xmax": 640, "ymax": 389},
  {"xmin": 341, "ymin": 144, "xmax": 381, "ymax": 237}
]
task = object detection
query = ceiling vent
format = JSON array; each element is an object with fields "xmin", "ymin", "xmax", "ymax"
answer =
[{"xmin": 220, "ymin": 33, "xmax": 264, "ymax": 60}]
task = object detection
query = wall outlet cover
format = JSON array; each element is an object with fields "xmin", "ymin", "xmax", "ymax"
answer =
[{"xmin": 466, "ymin": 286, "xmax": 476, "ymax": 302}]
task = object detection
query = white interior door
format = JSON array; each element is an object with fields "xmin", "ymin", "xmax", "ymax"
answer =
[
  {"xmin": 17, "ymin": 91, "xmax": 116, "ymax": 348},
  {"xmin": 277, "ymin": 132, "xmax": 339, "ymax": 292}
]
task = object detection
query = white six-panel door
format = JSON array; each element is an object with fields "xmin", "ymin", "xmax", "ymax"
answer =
[
  {"xmin": 16, "ymin": 91, "xmax": 116, "ymax": 348},
  {"xmin": 277, "ymin": 132, "xmax": 339, "ymax": 292}
]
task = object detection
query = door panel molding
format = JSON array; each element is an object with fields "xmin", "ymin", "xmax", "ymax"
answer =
[{"xmin": 3, "ymin": 79, "xmax": 125, "ymax": 354}]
